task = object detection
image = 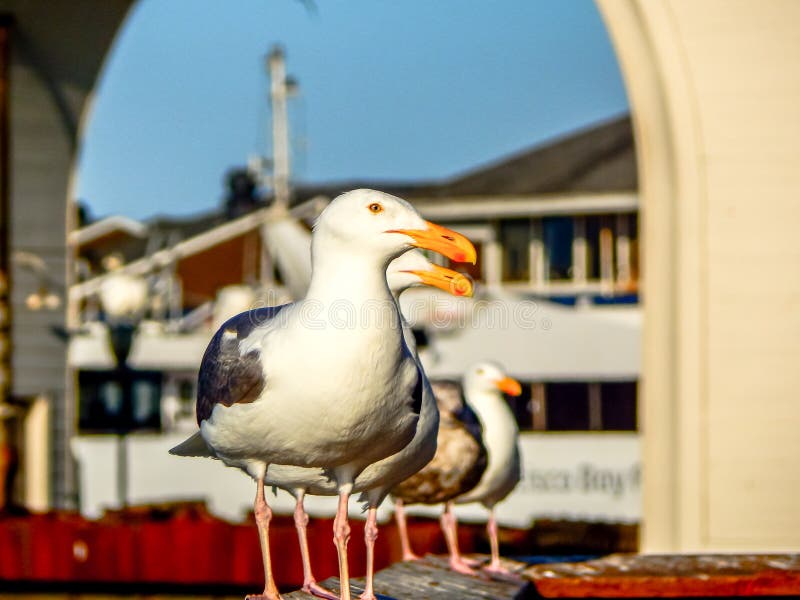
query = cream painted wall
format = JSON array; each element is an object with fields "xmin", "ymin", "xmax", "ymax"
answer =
[{"xmin": 597, "ymin": 0, "xmax": 800, "ymax": 551}]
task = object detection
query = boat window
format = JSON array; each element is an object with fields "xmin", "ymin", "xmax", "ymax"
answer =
[
  {"xmin": 78, "ymin": 370, "xmax": 163, "ymax": 433},
  {"xmin": 600, "ymin": 382, "xmax": 637, "ymax": 430},
  {"xmin": 546, "ymin": 382, "xmax": 590, "ymax": 430},
  {"xmin": 500, "ymin": 379, "xmax": 639, "ymax": 432}
]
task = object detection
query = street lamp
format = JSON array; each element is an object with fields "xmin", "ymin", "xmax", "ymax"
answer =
[
  {"xmin": 13, "ymin": 251, "xmax": 62, "ymax": 312},
  {"xmin": 96, "ymin": 254, "xmax": 149, "ymax": 508}
]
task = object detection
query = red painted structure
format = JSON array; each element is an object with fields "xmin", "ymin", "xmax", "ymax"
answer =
[{"xmin": 0, "ymin": 505, "xmax": 484, "ymax": 589}]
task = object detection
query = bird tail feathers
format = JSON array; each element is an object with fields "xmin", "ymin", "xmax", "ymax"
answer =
[{"xmin": 169, "ymin": 431, "xmax": 214, "ymax": 458}]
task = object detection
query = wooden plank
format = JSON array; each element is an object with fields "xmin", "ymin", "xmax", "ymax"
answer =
[
  {"xmin": 285, "ymin": 554, "xmax": 531, "ymax": 599},
  {"xmin": 524, "ymin": 553, "xmax": 800, "ymax": 597},
  {"xmin": 288, "ymin": 552, "xmax": 800, "ymax": 598}
]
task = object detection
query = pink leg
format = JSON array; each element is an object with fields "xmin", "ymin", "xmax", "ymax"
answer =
[
  {"xmin": 394, "ymin": 498, "xmax": 420, "ymax": 561},
  {"xmin": 359, "ymin": 506, "xmax": 379, "ymax": 600},
  {"xmin": 333, "ymin": 486, "xmax": 352, "ymax": 600},
  {"xmin": 440, "ymin": 502, "xmax": 479, "ymax": 576},
  {"xmin": 294, "ymin": 491, "xmax": 338, "ymax": 600},
  {"xmin": 482, "ymin": 508, "xmax": 521, "ymax": 580},
  {"xmin": 486, "ymin": 508, "xmax": 504, "ymax": 572},
  {"xmin": 246, "ymin": 477, "xmax": 282, "ymax": 600}
]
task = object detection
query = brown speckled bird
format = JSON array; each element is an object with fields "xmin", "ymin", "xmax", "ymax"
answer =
[{"xmin": 391, "ymin": 380, "xmax": 488, "ymax": 570}]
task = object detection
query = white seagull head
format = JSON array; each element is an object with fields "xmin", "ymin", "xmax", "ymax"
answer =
[
  {"xmin": 313, "ymin": 189, "xmax": 476, "ymax": 266},
  {"xmin": 387, "ymin": 249, "xmax": 474, "ymax": 297},
  {"xmin": 464, "ymin": 361, "xmax": 522, "ymax": 397}
]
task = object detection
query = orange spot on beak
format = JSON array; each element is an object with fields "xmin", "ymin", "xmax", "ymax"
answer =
[
  {"xmin": 405, "ymin": 264, "xmax": 474, "ymax": 298},
  {"xmin": 389, "ymin": 221, "xmax": 477, "ymax": 264}
]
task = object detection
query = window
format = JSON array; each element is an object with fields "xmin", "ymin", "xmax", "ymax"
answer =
[
  {"xmin": 545, "ymin": 383, "xmax": 590, "ymax": 430},
  {"xmin": 584, "ymin": 214, "xmax": 634, "ymax": 286},
  {"xmin": 585, "ymin": 215, "xmax": 614, "ymax": 281},
  {"xmin": 79, "ymin": 370, "xmax": 163, "ymax": 433},
  {"xmin": 101, "ymin": 381, "xmax": 123, "ymax": 417},
  {"xmin": 622, "ymin": 212, "xmax": 639, "ymax": 287},
  {"xmin": 600, "ymin": 382, "xmax": 637, "ymax": 430},
  {"xmin": 178, "ymin": 379, "xmax": 196, "ymax": 420},
  {"xmin": 132, "ymin": 379, "xmax": 160, "ymax": 426},
  {"xmin": 542, "ymin": 217, "xmax": 573, "ymax": 280},
  {"xmin": 499, "ymin": 220, "xmax": 530, "ymax": 281},
  {"xmin": 429, "ymin": 378, "xmax": 638, "ymax": 433},
  {"xmin": 505, "ymin": 380, "xmax": 639, "ymax": 432}
]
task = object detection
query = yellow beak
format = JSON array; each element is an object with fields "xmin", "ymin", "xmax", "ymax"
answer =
[
  {"xmin": 496, "ymin": 376, "xmax": 522, "ymax": 397},
  {"xmin": 405, "ymin": 264, "xmax": 474, "ymax": 297},
  {"xmin": 389, "ymin": 221, "xmax": 477, "ymax": 264}
]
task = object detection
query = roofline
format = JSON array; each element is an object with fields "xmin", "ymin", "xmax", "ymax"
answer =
[
  {"xmin": 69, "ymin": 196, "xmax": 328, "ymax": 302},
  {"xmin": 412, "ymin": 192, "xmax": 639, "ymax": 221},
  {"xmin": 69, "ymin": 215, "xmax": 148, "ymax": 246},
  {"xmin": 432, "ymin": 113, "xmax": 633, "ymax": 188}
]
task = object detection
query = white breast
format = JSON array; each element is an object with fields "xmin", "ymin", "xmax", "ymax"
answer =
[
  {"xmin": 201, "ymin": 300, "xmax": 421, "ymax": 472},
  {"xmin": 454, "ymin": 391, "xmax": 521, "ymax": 506}
]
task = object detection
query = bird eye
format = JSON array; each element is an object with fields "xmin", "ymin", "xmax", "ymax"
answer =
[{"xmin": 368, "ymin": 202, "xmax": 383, "ymax": 214}]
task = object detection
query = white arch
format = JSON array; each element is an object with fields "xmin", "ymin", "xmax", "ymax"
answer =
[{"xmin": 599, "ymin": 0, "xmax": 800, "ymax": 551}]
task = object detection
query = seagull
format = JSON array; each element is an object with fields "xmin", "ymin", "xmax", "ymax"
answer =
[
  {"xmin": 451, "ymin": 362, "xmax": 522, "ymax": 577},
  {"xmin": 390, "ymin": 379, "xmax": 488, "ymax": 571},
  {"xmin": 265, "ymin": 249, "xmax": 472, "ymax": 600},
  {"xmin": 391, "ymin": 362, "xmax": 521, "ymax": 577},
  {"xmin": 170, "ymin": 189, "xmax": 476, "ymax": 600}
]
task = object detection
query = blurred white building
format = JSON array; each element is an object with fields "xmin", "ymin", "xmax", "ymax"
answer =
[
  {"xmin": 2, "ymin": 0, "xmax": 797, "ymax": 554},
  {"xmin": 68, "ymin": 117, "xmax": 644, "ymax": 526}
]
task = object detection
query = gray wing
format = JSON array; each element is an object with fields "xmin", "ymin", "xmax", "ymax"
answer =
[
  {"xmin": 392, "ymin": 381, "xmax": 488, "ymax": 505},
  {"xmin": 431, "ymin": 380, "xmax": 484, "ymax": 441},
  {"xmin": 487, "ymin": 442, "xmax": 522, "ymax": 507},
  {"xmin": 196, "ymin": 305, "xmax": 287, "ymax": 425}
]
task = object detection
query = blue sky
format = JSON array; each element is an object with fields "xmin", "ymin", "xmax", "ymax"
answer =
[{"xmin": 75, "ymin": 0, "xmax": 629, "ymax": 220}]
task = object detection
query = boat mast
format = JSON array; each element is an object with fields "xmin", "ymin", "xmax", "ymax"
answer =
[{"xmin": 267, "ymin": 45, "xmax": 292, "ymax": 211}]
